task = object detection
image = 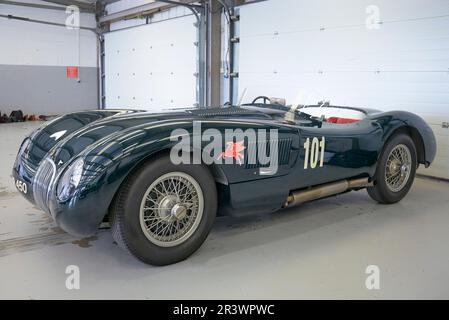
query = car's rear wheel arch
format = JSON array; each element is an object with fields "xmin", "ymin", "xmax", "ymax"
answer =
[{"xmin": 387, "ymin": 126, "xmax": 425, "ymax": 165}]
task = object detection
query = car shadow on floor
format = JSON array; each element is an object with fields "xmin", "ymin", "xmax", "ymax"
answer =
[
  {"xmin": 189, "ymin": 178, "xmax": 446, "ymax": 266},
  {"xmin": 106, "ymin": 182, "xmax": 440, "ymax": 269},
  {"xmin": 1, "ymin": 178, "xmax": 437, "ymax": 270},
  {"xmin": 99, "ymin": 189, "xmax": 380, "ymax": 268},
  {"xmin": 191, "ymin": 190, "xmax": 379, "ymax": 262}
]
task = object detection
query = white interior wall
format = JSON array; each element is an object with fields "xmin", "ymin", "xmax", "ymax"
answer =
[
  {"xmin": 106, "ymin": 0, "xmax": 192, "ymax": 31},
  {"xmin": 0, "ymin": 0, "xmax": 97, "ymax": 67},
  {"xmin": 103, "ymin": 16, "xmax": 197, "ymax": 111},
  {"xmin": 237, "ymin": 0, "xmax": 449, "ymax": 179},
  {"xmin": 0, "ymin": 0, "xmax": 98, "ymax": 114},
  {"xmin": 103, "ymin": 1, "xmax": 197, "ymax": 111}
]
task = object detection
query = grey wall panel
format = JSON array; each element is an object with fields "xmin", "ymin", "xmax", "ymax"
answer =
[{"xmin": 0, "ymin": 65, "xmax": 98, "ymax": 115}]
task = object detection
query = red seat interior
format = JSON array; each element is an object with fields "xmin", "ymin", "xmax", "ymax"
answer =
[{"xmin": 326, "ymin": 117, "xmax": 360, "ymax": 124}]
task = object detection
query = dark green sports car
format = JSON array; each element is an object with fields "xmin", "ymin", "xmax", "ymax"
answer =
[{"xmin": 13, "ymin": 98, "xmax": 436, "ymax": 265}]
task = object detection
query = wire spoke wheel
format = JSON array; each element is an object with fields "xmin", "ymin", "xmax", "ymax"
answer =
[
  {"xmin": 139, "ymin": 172, "xmax": 204, "ymax": 247},
  {"xmin": 384, "ymin": 144, "xmax": 412, "ymax": 193}
]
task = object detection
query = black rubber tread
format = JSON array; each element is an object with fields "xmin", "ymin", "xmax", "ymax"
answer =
[
  {"xmin": 109, "ymin": 155, "xmax": 217, "ymax": 266},
  {"xmin": 367, "ymin": 133, "xmax": 417, "ymax": 204}
]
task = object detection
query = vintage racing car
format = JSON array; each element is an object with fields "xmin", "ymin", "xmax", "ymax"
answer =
[{"xmin": 13, "ymin": 98, "xmax": 436, "ymax": 265}]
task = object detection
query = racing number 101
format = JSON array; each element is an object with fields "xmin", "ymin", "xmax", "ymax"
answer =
[{"xmin": 304, "ymin": 137, "xmax": 326, "ymax": 169}]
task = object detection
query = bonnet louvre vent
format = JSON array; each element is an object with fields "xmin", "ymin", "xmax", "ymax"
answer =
[
  {"xmin": 188, "ymin": 108, "xmax": 260, "ymax": 117},
  {"xmin": 245, "ymin": 138, "xmax": 292, "ymax": 169}
]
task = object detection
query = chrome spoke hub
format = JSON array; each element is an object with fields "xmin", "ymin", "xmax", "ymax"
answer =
[
  {"xmin": 385, "ymin": 144, "xmax": 412, "ymax": 193},
  {"xmin": 139, "ymin": 172, "xmax": 204, "ymax": 247}
]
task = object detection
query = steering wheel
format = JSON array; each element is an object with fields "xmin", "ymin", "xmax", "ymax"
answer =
[{"xmin": 252, "ymin": 96, "xmax": 271, "ymax": 104}]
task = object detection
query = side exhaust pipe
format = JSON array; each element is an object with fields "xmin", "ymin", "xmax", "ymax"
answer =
[{"xmin": 285, "ymin": 177, "xmax": 373, "ymax": 208}]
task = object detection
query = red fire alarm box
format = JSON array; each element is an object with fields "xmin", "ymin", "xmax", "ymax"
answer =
[{"xmin": 66, "ymin": 66, "xmax": 79, "ymax": 79}]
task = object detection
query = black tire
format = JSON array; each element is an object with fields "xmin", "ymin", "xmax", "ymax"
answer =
[
  {"xmin": 110, "ymin": 155, "xmax": 217, "ymax": 266},
  {"xmin": 367, "ymin": 133, "xmax": 417, "ymax": 204}
]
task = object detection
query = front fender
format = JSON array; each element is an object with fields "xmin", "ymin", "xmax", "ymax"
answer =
[
  {"xmin": 48, "ymin": 118, "xmax": 299, "ymax": 236},
  {"xmin": 49, "ymin": 125, "xmax": 186, "ymax": 236}
]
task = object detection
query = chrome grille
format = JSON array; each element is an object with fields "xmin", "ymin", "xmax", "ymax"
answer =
[{"xmin": 33, "ymin": 158, "xmax": 56, "ymax": 212}]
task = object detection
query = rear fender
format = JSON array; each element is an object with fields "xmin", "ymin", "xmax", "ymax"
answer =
[{"xmin": 370, "ymin": 111, "xmax": 436, "ymax": 166}]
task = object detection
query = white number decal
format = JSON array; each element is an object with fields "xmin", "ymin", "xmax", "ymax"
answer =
[
  {"xmin": 15, "ymin": 179, "xmax": 28, "ymax": 194},
  {"xmin": 304, "ymin": 137, "xmax": 326, "ymax": 170}
]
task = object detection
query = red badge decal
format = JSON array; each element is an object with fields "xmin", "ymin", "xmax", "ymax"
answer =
[{"xmin": 218, "ymin": 141, "xmax": 246, "ymax": 165}]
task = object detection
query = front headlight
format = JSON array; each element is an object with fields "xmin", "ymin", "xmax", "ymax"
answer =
[
  {"xmin": 57, "ymin": 158, "xmax": 84, "ymax": 202},
  {"xmin": 19, "ymin": 138, "xmax": 31, "ymax": 155},
  {"xmin": 14, "ymin": 138, "xmax": 31, "ymax": 168}
]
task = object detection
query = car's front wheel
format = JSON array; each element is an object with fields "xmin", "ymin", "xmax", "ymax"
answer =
[
  {"xmin": 367, "ymin": 133, "xmax": 417, "ymax": 204},
  {"xmin": 110, "ymin": 155, "xmax": 217, "ymax": 266}
]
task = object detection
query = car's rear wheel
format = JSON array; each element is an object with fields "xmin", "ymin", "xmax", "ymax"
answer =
[
  {"xmin": 367, "ymin": 133, "xmax": 417, "ymax": 204},
  {"xmin": 110, "ymin": 155, "xmax": 217, "ymax": 266}
]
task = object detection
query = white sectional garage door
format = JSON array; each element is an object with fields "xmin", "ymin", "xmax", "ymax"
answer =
[
  {"xmin": 104, "ymin": 15, "xmax": 197, "ymax": 111},
  {"xmin": 237, "ymin": 0, "xmax": 449, "ymax": 179}
]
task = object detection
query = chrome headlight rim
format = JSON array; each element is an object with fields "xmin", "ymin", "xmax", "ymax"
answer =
[
  {"xmin": 18, "ymin": 138, "xmax": 31, "ymax": 154},
  {"xmin": 14, "ymin": 138, "xmax": 31, "ymax": 168},
  {"xmin": 56, "ymin": 157, "xmax": 85, "ymax": 202}
]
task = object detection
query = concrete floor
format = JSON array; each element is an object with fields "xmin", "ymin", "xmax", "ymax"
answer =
[{"xmin": 0, "ymin": 122, "xmax": 448, "ymax": 300}]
